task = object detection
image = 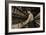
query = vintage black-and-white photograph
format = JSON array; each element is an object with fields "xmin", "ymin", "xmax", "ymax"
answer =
[
  {"xmin": 12, "ymin": 6, "xmax": 40, "ymax": 29},
  {"xmin": 8, "ymin": 2, "xmax": 44, "ymax": 33}
]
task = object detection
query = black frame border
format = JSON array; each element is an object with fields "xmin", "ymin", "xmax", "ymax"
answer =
[{"xmin": 5, "ymin": 0, "xmax": 45, "ymax": 34}]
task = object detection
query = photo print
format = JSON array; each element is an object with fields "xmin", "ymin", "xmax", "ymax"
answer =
[{"xmin": 12, "ymin": 6, "xmax": 40, "ymax": 29}]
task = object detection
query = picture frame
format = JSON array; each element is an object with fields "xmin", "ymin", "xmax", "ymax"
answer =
[{"xmin": 5, "ymin": 0, "xmax": 45, "ymax": 34}]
